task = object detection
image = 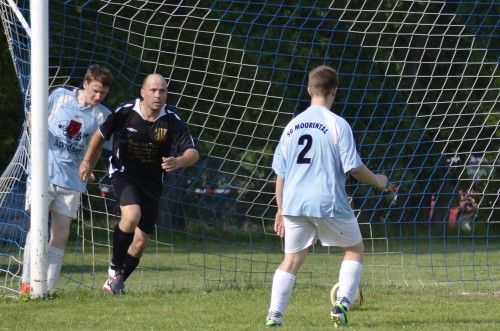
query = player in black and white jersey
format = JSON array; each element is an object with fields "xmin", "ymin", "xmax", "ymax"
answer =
[{"xmin": 79, "ymin": 74, "xmax": 199, "ymax": 294}]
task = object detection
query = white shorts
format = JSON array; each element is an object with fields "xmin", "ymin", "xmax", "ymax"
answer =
[
  {"xmin": 283, "ymin": 215, "xmax": 362, "ymax": 253},
  {"xmin": 25, "ymin": 182, "xmax": 80, "ymax": 219}
]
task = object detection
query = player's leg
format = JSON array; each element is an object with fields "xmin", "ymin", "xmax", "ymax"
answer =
[
  {"xmin": 21, "ymin": 178, "xmax": 34, "ymax": 294},
  {"xmin": 315, "ymin": 216, "xmax": 363, "ymax": 326},
  {"xmin": 121, "ymin": 185, "xmax": 159, "ymax": 282},
  {"xmin": 109, "ymin": 176, "xmax": 141, "ymax": 271},
  {"xmin": 47, "ymin": 211, "xmax": 72, "ymax": 292},
  {"xmin": 330, "ymin": 242, "xmax": 363, "ymax": 327},
  {"xmin": 21, "ymin": 183, "xmax": 68, "ymax": 295},
  {"xmin": 337, "ymin": 241, "xmax": 364, "ymax": 308},
  {"xmin": 123, "ymin": 227, "xmax": 150, "ymax": 281},
  {"xmin": 20, "ymin": 231, "xmax": 31, "ymax": 294},
  {"xmin": 266, "ymin": 216, "xmax": 316, "ymax": 327},
  {"xmin": 103, "ymin": 204, "xmax": 140, "ymax": 294},
  {"xmin": 46, "ymin": 185, "xmax": 80, "ymax": 292},
  {"xmin": 266, "ymin": 249, "xmax": 308, "ymax": 327},
  {"xmin": 112, "ymin": 204, "xmax": 141, "ymax": 269}
]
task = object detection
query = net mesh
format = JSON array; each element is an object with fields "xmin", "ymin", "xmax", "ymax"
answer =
[{"xmin": 0, "ymin": 0, "xmax": 498, "ymax": 295}]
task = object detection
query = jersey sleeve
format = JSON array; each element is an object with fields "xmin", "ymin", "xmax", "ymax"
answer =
[
  {"xmin": 99, "ymin": 103, "xmax": 127, "ymax": 141},
  {"xmin": 338, "ymin": 119, "xmax": 363, "ymax": 173},
  {"xmin": 172, "ymin": 118, "xmax": 197, "ymax": 154},
  {"xmin": 47, "ymin": 88, "xmax": 68, "ymax": 117},
  {"xmin": 47, "ymin": 90, "xmax": 58, "ymax": 115},
  {"xmin": 272, "ymin": 133, "xmax": 287, "ymax": 178}
]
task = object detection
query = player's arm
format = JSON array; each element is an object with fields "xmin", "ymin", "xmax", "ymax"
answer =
[
  {"xmin": 79, "ymin": 130, "xmax": 106, "ymax": 181},
  {"xmin": 349, "ymin": 164, "xmax": 387, "ymax": 190},
  {"xmin": 274, "ymin": 175, "xmax": 285, "ymax": 238},
  {"xmin": 338, "ymin": 121, "xmax": 386, "ymax": 190},
  {"xmin": 161, "ymin": 149, "xmax": 199, "ymax": 173}
]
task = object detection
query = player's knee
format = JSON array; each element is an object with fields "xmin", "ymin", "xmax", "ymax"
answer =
[
  {"xmin": 48, "ymin": 230, "xmax": 70, "ymax": 249},
  {"xmin": 120, "ymin": 205, "xmax": 142, "ymax": 224},
  {"xmin": 343, "ymin": 241, "xmax": 364, "ymax": 260},
  {"xmin": 280, "ymin": 252, "xmax": 307, "ymax": 274},
  {"xmin": 48, "ymin": 236, "xmax": 68, "ymax": 250}
]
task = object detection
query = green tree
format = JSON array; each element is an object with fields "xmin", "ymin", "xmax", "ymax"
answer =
[{"xmin": 0, "ymin": 23, "xmax": 24, "ymax": 174}]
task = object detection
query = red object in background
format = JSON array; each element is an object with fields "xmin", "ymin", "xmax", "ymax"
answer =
[
  {"xmin": 429, "ymin": 194, "xmax": 435, "ymax": 219},
  {"xmin": 448, "ymin": 207, "xmax": 459, "ymax": 228}
]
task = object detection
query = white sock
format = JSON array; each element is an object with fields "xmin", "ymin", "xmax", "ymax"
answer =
[
  {"xmin": 336, "ymin": 260, "xmax": 363, "ymax": 310},
  {"xmin": 108, "ymin": 266, "xmax": 116, "ymax": 277},
  {"xmin": 47, "ymin": 246, "xmax": 64, "ymax": 291},
  {"xmin": 269, "ymin": 268, "xmax": 296, "ymax": 316},
  {"xmin": 21, "ymin": 232, "xmax": 31, "ymax": 283}
]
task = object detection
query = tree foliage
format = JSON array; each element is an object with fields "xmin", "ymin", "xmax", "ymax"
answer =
[
  {"xmin": 1, "ymin": 0, "xmax": 497, "ymax": 226},
  {"xmin": 0, "ymin": 23, "xmax": 23, "ymax": 174}
]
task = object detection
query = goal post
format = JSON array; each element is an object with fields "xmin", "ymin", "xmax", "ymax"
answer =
[
  {"xmin": 28, "ymin": 0, "xmax": 49, "ymax": 299},
  {"xmin": 0, "ymin": 0, "xmax": 498, "ymax": 296}
]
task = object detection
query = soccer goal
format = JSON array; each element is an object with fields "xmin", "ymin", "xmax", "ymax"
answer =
[{"xmin": 0, "ymin": 0, "xmax": 498, "ymax": 296}]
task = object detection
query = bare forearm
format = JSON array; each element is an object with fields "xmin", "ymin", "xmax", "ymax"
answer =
[
  {"xmin": 349, "ymin": 164, "xmax": 387, "ymax": 189},
  {"xmin": 79, "ymin": 130, "xmax": 105, "ymax": 181},
  {"xmin": 274, "ymin": 176, "xmax": 285, "ymax": 237},
  {"xmin": 177, "ymin": 149, "xmax": 199, "ymax": 168},
  {"xmin": 275, "ymin": 176, "xmax": 284, "ymax": 211},
  {"xmin": 83, "ymin": 131, "xmax": 106, "ymax": 170},
  {"xmin": 161, "ymin": 149, "xmax": 199, "ymax": 172}
]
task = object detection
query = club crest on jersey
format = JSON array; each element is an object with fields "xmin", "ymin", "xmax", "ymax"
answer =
[
  {"xmin": 155, "ymin": 128, "xmax": 168, "ymax": 142},
  {"xmin": 67, "ymin": 120, "xmax": 82, "ymax": 137},
  {"xmin": 58, "ymin": 120, "xmax": 88, "ymax": 141}
]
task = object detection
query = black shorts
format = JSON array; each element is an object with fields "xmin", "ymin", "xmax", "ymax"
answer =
[{"xmin": 112, "ymin": 174, "xmax": 161, "ymax": 235}]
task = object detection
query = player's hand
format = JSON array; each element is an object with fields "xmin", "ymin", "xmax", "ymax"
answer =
[
  {"xmin": 87, "ymin": 172, "xmax": 95, "ymax": 184},
  {"xmin": 375, "ymin": 174, "xmax": 388, "ymax": 190},
  {"xmin": 274, "ymin": 211, "xmax": 285, "ymax": 238},
  {"xmin": 79, "ymin": 161, "xmax": 92, "ymax": 182},
  {"xmin": 162, "ymin": 157, "xmax": 181, "ymax": 172}
]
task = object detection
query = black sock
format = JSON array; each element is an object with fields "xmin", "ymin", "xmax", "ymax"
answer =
[
  {"xmin": 123, "ymin": 253, "xmax": 140, "ymax": 281},
  {"xmin": 111, "ymin": 225, "xmax": 134, "ymax": 272}
]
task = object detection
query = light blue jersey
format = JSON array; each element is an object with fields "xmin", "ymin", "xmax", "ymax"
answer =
[
  {"xmin": 272, "ymin": 105, "xmax": 362, "ymax": 219},
  {"xmin": 44, "ymin": 87, "xmax": 112, "ymax": 192}
]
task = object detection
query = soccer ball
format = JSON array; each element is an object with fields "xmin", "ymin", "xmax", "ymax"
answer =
[{"xmin": 330, "ymin": 282, "xmax": 364, "ymax": 310}]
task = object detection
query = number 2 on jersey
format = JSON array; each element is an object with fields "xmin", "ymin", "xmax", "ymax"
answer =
[{"xmin": 297, "ymin": 134, "xmax": 312, "ymax": 164}]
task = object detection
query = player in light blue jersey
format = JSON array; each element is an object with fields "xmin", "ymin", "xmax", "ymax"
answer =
[
  {"xmin": 21, "ymin": 65, "xmax": 114, "ymax": 296},
  {"xmin": 265, "ymin": 65, "xmax": 387, "ymax": 327}
]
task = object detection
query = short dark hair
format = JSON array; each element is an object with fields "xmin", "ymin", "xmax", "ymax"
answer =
[
  {"xmin": 85, "ymin": 65, "xmax": 114, "ymax": 88},
  {"xmin": 308, "ymin": 65, "xmax": 339, "ymax": 97}
]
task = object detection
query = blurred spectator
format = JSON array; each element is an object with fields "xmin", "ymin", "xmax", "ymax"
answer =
[
  {"xmin": 448, "ymin": 189, "xmax": 478, "ymax": 231},
  {"xmin": 457, "ymin": 194, "xmax": 478, "ymax": 232},
  {"xmin": 381, "ymin": 183, "xmax": 408, "ymax": 223}
]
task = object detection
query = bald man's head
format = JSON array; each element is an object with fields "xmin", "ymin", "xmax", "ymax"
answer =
[
  {"xmin": 142, "ymin": 73, "xmax": 167, "ymax": 88},
  {"xmin": 140, "ymin": 74, "xmax": 168, "ymax": 114}
]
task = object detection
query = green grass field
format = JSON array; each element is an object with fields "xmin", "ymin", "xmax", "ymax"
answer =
[
  {"xmin": 2, "ymin": 234, "xmax": 499, "ymax": 330},
  {"xmin": 1, "ymin": 284, "xmax": 499, "ymax": 330},
  {"xmin": 56, "ymin": 231, "xmax": 500, "ymax": 292}
]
